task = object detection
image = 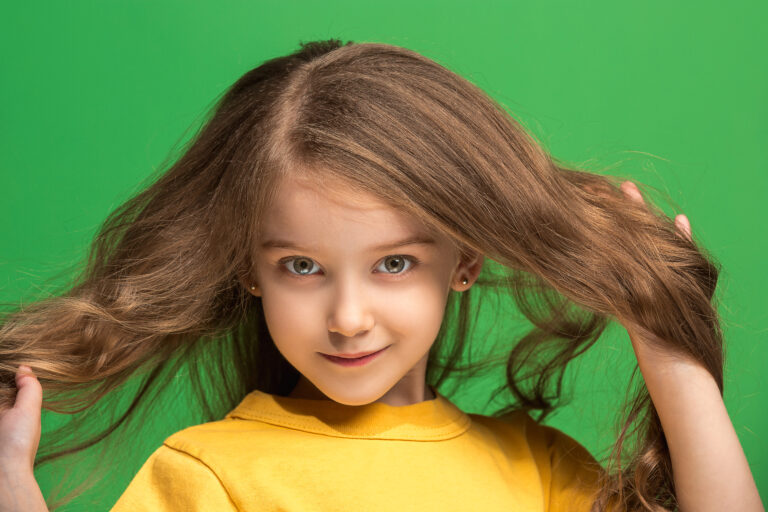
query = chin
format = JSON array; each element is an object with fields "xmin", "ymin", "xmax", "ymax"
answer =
[
  {"xmin": 321, "ymin": 382, "xmax": 388, "ymax": 406},
  {"xmin": 333, "ymin": 396, "xmax": 376, "ymax": 406}
]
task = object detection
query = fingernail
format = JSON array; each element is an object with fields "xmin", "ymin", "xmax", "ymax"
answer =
[{"xmin": 16, "ymin": 365, "xmax": 34, "ymax": 378}]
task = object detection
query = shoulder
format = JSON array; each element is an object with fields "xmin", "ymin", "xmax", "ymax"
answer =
[
  {"xmin": 156, "ymin": 413, "xmax": 295, "ymax": 471},
  {"xmin": 472, "ymin": 409, "xmax": 596, "ymax": 459},
  {"xmin": 112, "ymin": 417, "xmax": 264, "ymax": 510},
  {"xmin": 471, "ymin": 410, "xmax": 604, "ymax": 511},
  {"xmin": 111, "ymin": 439, "xmax": 238, "ymax": 511},
  {"xmin": 158, "ymin": 415, "xmax": 266, "ymax": 462}
]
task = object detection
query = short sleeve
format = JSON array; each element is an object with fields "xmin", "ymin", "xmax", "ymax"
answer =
[
  {"xmin": 521, "ymin": 414, "xmax": 604, "ymax": 512},
  {"xmin": 543, "ymin": 424, "xmax": 603, "ymax": 511},
  {"xmin": 110, "ymin": 444, "xmax": 238, "ymax": 512}
]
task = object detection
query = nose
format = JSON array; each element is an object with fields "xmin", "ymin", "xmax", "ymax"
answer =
[{"xmin": 326, "ymin": 277, "xmax": 375, "ymax": 337}]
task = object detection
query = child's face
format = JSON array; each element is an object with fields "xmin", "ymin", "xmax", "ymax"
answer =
[{"xmin": 248, "ymin": 174, "xmax": 475, "ymax": 406}]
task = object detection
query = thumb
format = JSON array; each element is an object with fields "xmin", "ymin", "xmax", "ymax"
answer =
[{"xmin": 14, "ymin": 365, "xmax": 42, "ymax": 416}]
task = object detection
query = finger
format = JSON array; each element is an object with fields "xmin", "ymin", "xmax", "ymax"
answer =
[
  {"xmin": 14, "ymin": 365, "xmax": 43, "ymax": 417},
  {"xmin": 620, "ymin": 181, "xmax": 645, "ymax": 204},
  {"xmin": 675, "ymin": 214, "xmax": 692, "ymax": 241}
]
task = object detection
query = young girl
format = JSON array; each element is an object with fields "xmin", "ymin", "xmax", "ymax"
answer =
[{"xmin": 0, "ymin": 39, "xmax": 762, "ymax": 511}]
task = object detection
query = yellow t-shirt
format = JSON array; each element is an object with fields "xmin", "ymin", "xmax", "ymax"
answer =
[{"xmin": 111, "ymin": 387, "xmax": 603, "ymax": 511}]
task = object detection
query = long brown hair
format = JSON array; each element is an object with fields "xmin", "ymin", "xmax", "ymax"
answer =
[{"xmin": 0, "ymin": 39, "xmax": 721, "ymax": 511}]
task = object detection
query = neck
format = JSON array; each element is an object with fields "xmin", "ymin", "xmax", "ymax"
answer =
[{"xmin": 288, "ymin": 375, "xmax": 436, "ymax": 405}]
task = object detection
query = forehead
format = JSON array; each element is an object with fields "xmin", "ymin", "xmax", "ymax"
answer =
[{"xmin": 261, "ymin": 175, "xmax": 429, "ymax": 237}]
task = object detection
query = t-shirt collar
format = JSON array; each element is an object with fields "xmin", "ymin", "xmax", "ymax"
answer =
[{"xmin": 225, "ymin": 385, "xmax": 471, "ymax": 441}]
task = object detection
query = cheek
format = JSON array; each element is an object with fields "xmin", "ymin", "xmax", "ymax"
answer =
[
  {"xmin": 376, "ymin": 277, "xmax": 450, "ymax": 345},
  {"xmin": 256, "ymin": 261, "xmax": 313, "ymax": 338},
  {"xmin": 259, "ymin": 289, "xmax": 319, "ymax": 356}
]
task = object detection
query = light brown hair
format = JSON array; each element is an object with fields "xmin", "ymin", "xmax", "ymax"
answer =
[{"xmin": 0, "ymin": 39, "xmax": 721, "ymax": 511}]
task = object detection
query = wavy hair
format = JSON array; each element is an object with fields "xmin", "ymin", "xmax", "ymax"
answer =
[{"xmin": 0, "ymin": 39, "xmax": 721, "ymax": 511}]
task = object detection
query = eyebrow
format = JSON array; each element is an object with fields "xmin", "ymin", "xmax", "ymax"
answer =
[{"xmin": 260, "ymin": 234, "xmax": 437, "ymax": 252}]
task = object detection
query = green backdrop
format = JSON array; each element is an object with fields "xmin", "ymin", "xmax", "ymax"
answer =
[{"xmin": 1, "ymin": 1, "xmax": 765, "ymax": 509}]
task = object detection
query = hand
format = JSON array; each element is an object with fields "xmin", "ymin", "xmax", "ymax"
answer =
[
  {"xmin": 0, "ymin": 366, "xmax": 42, "ymax": 476},
  {"xmin": 616, "ymin": 181, "xmax": 693, "ymax": 346},
  {"xmin": 619, "ymin": 180, "xmax": 692, "ymax": 240}
]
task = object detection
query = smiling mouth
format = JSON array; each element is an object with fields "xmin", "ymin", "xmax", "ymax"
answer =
[
  {"xmin": 325, "ymin": 348, "xmax": 387, "ymax": 359},
  {"xmin": 320, "ymin": 346, "xmax": 390, "ymax": 367}
]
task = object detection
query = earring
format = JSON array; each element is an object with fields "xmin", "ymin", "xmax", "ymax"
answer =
[
  {"xmin": 250, "ymin": 285, "xmax": 255, "ymax": 290},
  {"xmin": 461, "ymin": 278, "xmax": 468, "ymax": 285}
]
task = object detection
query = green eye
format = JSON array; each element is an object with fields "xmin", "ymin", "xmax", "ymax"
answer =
[
  {"xmin": 284, "ymin": 257, "xmax": 320, "ymax": 276},
  {"xmin": 279, "ymin": 255, "xmax": 419, "ymax": 277},
  {"xmin": 376, "ymin": 255, "xmax": 414, "ymax": 274}
]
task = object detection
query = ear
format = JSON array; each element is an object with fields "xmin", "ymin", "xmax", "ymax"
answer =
[
  {"xmin": 237, "ymin": 263, "xmax": 262, "ymax": 297},
  {"xmin": 450, "ymin": 249, "xmax": 484, "ymax": 293}
]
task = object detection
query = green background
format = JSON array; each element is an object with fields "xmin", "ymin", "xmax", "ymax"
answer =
[{"xmin": 2, "ymin": 1, "xmax": 766, "ymax": 508}]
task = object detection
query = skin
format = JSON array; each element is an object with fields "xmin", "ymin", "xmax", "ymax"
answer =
[
  {"xmin": 0, "ymin": 366, "xmax": 46, "ymax": 511},
  {"xmin": 240, "ymin": 174, "xmax": 483, "ymax": 407},
  {"xmin": 0, "ymin": 180, "xmax": 761, "ymax": 511},
  {"xmin": 617, "ymin": 181, "xmax": 764, "ymax": 512}
]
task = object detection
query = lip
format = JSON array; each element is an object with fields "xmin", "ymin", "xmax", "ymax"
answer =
[
  {"xmin": 329, "ymin": 348, "xmax": 384, "ymax": 359},
  {"xmin": 320, "ymin": 345, "xmax": 390, "ymax": 367}
]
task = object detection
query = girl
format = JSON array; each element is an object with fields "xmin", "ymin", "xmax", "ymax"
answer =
[{"xmin": 0, "ymin": 39, "xmax": 762, "ymax": 511}]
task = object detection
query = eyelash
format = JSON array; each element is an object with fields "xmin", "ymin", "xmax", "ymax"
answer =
[{"xmin": 277, "ymin": 255, "xmax": 420, "ymax": 279}]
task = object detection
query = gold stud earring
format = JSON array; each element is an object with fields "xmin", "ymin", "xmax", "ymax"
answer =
[{"xmin": 250, "ymin": 285, "xmax": 255, "ymax": 290}]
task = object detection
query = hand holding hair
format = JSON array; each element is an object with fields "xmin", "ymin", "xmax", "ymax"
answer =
[
  {"xmin": 0, "ymin": 366, "xmax": 48, "ymax": 511},
  {"xmin": 615, "ymin": 181, "xmax": 764, "ymax": 512},
  {"xmin": 615, "ymin": 180, "xmax": 693, "ymax": 346}
]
